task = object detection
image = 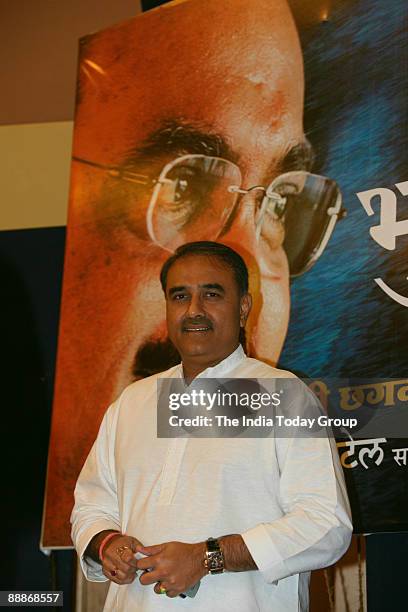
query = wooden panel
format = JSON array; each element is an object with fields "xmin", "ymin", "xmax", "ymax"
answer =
[
  {"xmin": 0, "ymin": 122, "xmax": 73, "ymax": 230},
  {"xmin": 0, "ymin": 0, "xmax": 141, "ymax": 124}
]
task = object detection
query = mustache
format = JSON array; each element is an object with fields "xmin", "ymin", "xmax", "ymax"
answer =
[{"xmin": 181, "ymin": 317, "xmax": 213, "ymax": 330}]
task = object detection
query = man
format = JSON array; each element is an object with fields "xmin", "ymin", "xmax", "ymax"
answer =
[
  {"xmin": 45, "ymin": 0, "xmax": 343, "ymax": 545},
  {"xmin": 71, "ymin": 241, "xmax": 352, "ymax": 611}
]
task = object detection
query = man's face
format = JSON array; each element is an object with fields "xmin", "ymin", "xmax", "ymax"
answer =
[{"xmin": 165, "ymin": 254, "xmax": 251, "ymax": 369}]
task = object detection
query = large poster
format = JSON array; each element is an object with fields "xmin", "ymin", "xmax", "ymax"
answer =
[{"xmin": 43, "ymin": 0, "xmax": 408, "ymax": 547}]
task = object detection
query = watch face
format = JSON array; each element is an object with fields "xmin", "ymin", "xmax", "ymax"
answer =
[{"xmin": 208, "ymin": 551, "xmax": 224, "ymax": 571}]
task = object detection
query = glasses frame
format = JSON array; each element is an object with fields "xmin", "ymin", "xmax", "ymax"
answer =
[
  {"xmin": 146, "ymin": 154, "xmax": 243, "ymax": 251},
  {"xmin": 73, "ymin": 154, "xmax": 345, "ymax": 277},
  {"xmin": 256, "ymin": 170, "xmax": 343, "ymax": 277}
]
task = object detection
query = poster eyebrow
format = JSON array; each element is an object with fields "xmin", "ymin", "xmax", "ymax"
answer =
[
  {"xmin": 279, "ymin": 139, "xmax": 315, "ymax": 173},
  {"xmin": 126, "ymin": 121, "xmax": 314, "ymax": 177},
  {"xmin": 127, "ymin": 120, "xmax": 237, "ymax": 164}
]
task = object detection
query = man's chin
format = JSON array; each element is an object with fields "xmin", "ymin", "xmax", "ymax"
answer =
[{"xmin": 176, "ymin": 334, "xmax": 215, "ymax": 356}]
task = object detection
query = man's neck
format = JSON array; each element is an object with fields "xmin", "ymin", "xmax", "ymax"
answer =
[{"xmin": 182, "ymin": 344, "xmax": 240, "ymax": 384}]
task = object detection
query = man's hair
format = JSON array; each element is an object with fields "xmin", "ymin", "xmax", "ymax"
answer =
[{"xmin": 160, "ymin": 241, "xmax": 249, "ymax": 296}]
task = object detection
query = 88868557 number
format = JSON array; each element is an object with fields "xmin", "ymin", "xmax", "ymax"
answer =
[{"xmin": 0, "ymin": 592, "xmax": 63, "ymax": 606}]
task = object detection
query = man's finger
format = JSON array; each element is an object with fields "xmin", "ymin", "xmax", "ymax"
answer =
[
  {"xmin": 136, "ymin": 555, "xmax": 157, "ymax": 571},
  {"xmin": 137, "ymin": 544, "xmax": 164, "ymax": 556},
  {"xmin": 153, "ymin": 582, "xmax": 179, "ymax": 598},
  {"xmin": 122, "ymin": 552, "xmax": 138, "ymax": 567},
  {"xmin": 129, "ymin": 537, "xmax": 142, "ymax": 552},
  {"xmin": 103, "ymin": 567, "xmax": 125, "ymax": 584},
  {"xmin": 104, "ymin": 561, "xmax": 138, "ymax": 583},
  {"xmin": 117, "ymin": 547, "xmax": 138, "ymax": 567},
  {"xmin": 153, "ymin": 582, "xmax": 167, "ymax": 595},
  {"xmin": 104, "ymin": 554, "xmax": 136, "ymax": 574},
  {"xmin": 139, "ymin": 569, "xmax": 162, "ymax": 586}
]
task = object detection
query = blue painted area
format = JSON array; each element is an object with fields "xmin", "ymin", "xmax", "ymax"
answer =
[{"xmin": 280, "ymin": 0, "xmax": 408, "ymax": 378}]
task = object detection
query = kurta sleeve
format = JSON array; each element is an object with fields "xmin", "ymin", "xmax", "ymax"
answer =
[
  {"xmin": 241, "ymin": 384, "xmax": 352, "ymax": 583},
  {"xmin": 71, "ymin": 401, "xmax": 121, "ymax": 581}
]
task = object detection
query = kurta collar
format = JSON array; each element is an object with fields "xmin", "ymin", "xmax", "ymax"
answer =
[{"xmin": 181, "ymin": 344, "xmax": 246, "ymax": 382}]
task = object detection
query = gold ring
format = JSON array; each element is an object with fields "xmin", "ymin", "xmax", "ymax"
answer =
[
  {"xmin": 159, "ymin": 585, "xmax": 167, "ymax": 595},
  {"xmin": 116, "ymin": 545, "xmax": 130, "ymax": 559}
]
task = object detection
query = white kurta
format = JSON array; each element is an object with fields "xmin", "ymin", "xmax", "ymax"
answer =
[{"xmin": 71, "ymin": 345, "xmax": 352, "ymax": 611}]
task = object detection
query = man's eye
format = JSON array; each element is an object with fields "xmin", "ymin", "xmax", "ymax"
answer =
[
  {"xmin": 158, "ymin": 165, "xmax": 211, "ymax": 228},
  {"xmin": 205, "ymin": 292, "xmax": 221, "ymax": 298},
  {"xmin": 173, "ymin": 293, "xmax": 187, "ymax": 300}
]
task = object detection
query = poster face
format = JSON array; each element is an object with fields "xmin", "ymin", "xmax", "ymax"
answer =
[{"xmin": 43, "ymin": 0, "xmax": 408, "ymax": 547}]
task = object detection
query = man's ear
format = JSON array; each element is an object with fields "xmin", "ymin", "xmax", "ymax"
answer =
[{"xmin": 239, "ymin": 293, "xmax": 252, "ymax": 327}]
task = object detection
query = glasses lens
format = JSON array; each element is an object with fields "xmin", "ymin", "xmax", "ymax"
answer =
[
  {"xmin": 261, "ymin": 171, "xmax": 341, "ymax": 276},
  {"xmin": 149, "ymin": 155, "xmax": 241, "ymax": 251}
]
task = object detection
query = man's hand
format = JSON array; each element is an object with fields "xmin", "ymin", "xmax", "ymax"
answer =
[
  {"xmin": 101, "ymin": 534, "xmax": 142, "ymax": 585},
  {"xmin": 85, "ymin": 531, "xmax": 142, "ymax": 585},
  {"xmin": 136, "ymin": 541, "xmax": 207, "ymax": 598}
]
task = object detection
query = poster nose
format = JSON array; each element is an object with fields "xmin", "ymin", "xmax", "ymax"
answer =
[
  {"xmin": 220, "ymin": 192, "xmax": 259, "ymax": 257},
  {"xmin": 220, "ymin": 191, "xmax": 285, "ymax": 272}
]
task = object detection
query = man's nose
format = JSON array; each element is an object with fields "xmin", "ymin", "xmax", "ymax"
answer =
[{"xmin": 186, "ymin": 292, "xmax": 205, "ymax": 318}]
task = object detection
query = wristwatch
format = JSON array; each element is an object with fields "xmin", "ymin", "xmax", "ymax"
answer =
[{"xmin": 204, "ymin": 537, "xmax": 225, "ymax": 574}]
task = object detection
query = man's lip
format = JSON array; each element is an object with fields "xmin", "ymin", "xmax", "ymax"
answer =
[{"xmin": 182, "ymin": 326, "xmax": 212, "ymax": 332}]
